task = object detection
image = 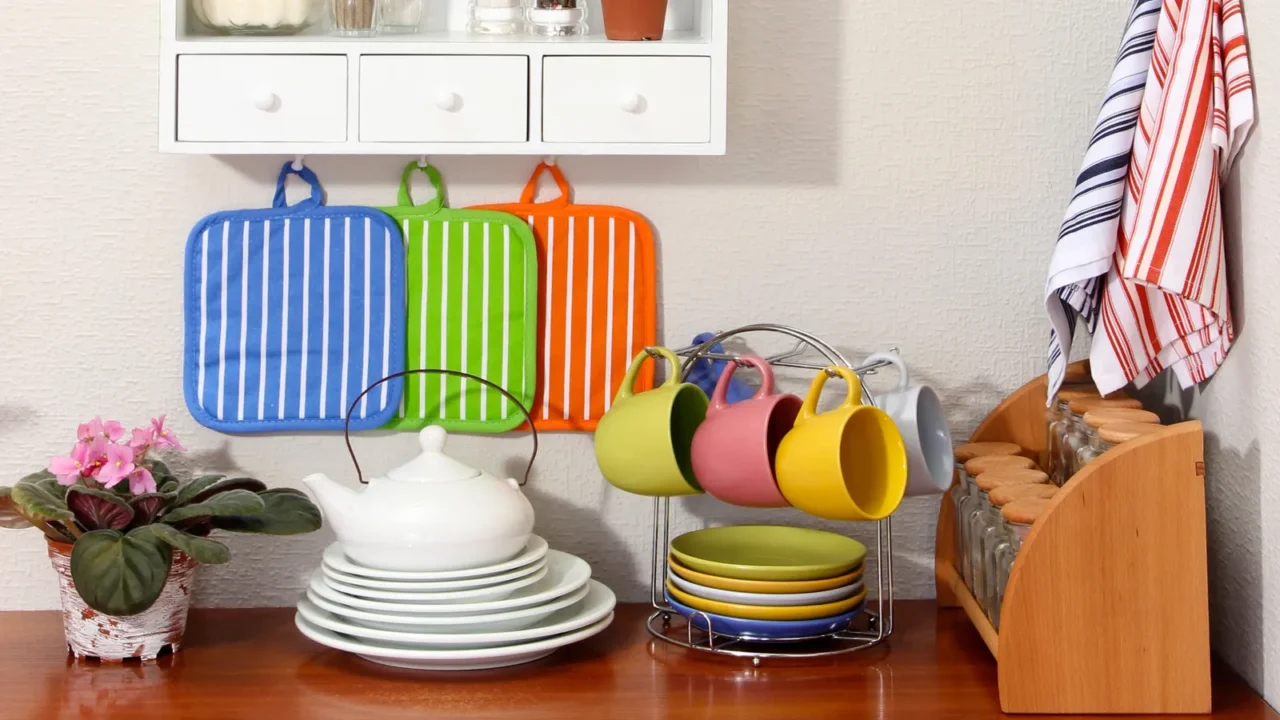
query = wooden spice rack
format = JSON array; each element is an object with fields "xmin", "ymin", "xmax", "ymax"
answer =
[{"xmin": 934, "ymin": 368, "xmax": 1211, "ymax": 714}]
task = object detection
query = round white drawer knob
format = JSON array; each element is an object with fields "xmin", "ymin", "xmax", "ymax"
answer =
[
  {"xmin": 253, "ymin": 90, "xmax": 278, "ymax": 112},
  {"xmin": 619, "ymin": 93, "xmax": 645, "ymax": 114},
  {"xmin": 435, "ymin": 90, "xmax": 461, "ymax": 112}
]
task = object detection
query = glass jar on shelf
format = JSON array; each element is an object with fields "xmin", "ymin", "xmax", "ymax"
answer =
[
  {"xmin": 991, "ymin": 497, "xmax": 1055, "ymax": 628},
  {"xmin": 952, "ymin": 442, "xmax": 1024, "ymax": 591},
  {"xmin": 191, "ymin": 0, "xmax": 324, "ymax": 35},
  {"xmin": 527, "ymin": 0, "xmax": 588, "ymax": 37},
  {"xmin": 1048, "ymin": 388, "xmax": 1100, "ymax": 484},
  {"xmin": 380, "ymin": 0, "xmax": 423, "ymax": 33},
  {"xmin": 984, "ymin": 482, "xmax": 1058, "ymax": 627},
  {"xmin": 968, "ymin": 469, "xmax": 1049, "ymax": 612},
  {"xmin": 1063, "ymin": 397, "xmax": 1144, "ymax": 481},
  {"xmin": 330, "ymin": 0, "xmax": 379, "ymax": 36},
  {"xmin": 1074, "ymin": 408, "xmax": 1160, "ymax": 469},
  {"xmin": 1076, "ymin": 421, "xmax": 1166, "ymax": 470},
  {"xmin": 468, "ymin": 0, "xmax": 525, "ymax": 35}
]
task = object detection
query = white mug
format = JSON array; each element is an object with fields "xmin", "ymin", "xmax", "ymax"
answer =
[{"xmin": 864, "ymin": 352, "xmax": 953, "ymax": 496}]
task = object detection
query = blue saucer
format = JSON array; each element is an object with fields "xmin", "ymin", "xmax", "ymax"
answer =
[{"xmin": 664, "ymin": 590, "xmax": 864, "ymax": 641}]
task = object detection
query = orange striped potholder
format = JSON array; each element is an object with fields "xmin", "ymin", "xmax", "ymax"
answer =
[{"xmin": 472, "ymin": 162, "xmax": 657, "ymax": 431}]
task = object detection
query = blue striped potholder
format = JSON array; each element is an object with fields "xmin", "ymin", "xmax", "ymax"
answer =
[{"xmin": 183, "ymin": 163, "xmax": 406, "ymax": 433}]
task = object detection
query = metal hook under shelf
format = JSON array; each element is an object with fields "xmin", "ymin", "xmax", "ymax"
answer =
[{"xmin": 291, "ymin": 155, "xmax": 305, "ymax": 171}]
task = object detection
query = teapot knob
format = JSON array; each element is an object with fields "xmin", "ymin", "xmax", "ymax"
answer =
[{"xmin": 419, "ymin": 426, "xmax": 448, "ymax": 453}]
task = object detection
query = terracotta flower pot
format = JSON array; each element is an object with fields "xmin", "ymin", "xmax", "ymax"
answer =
[
  {"xmin": 600, "ymin": 0, "xmax": 669, "ymax": 41},
  {"xmin": 47, "ymin": 539, "xmax": 199, "ymax": 661}
]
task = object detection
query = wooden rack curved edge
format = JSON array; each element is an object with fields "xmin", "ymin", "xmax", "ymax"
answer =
[{"xmin": 934, "ymin": 368, "xmax": 1211, "ymax": 714}]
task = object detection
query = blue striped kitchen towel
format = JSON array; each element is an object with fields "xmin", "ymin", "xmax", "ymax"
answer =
[{"xmin": 183, "ymin": 163, "xmax": 406, "ymax": 433}]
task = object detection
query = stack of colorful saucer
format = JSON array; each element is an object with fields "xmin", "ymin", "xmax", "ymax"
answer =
[{"xmin": 663, "ymin": 525, "xmax": 868, "ymax": 641}]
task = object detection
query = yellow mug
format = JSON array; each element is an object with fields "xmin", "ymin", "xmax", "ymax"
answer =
[
  {"xmin": 775, "ymin": 367, "xmax": 908, "ymax": 521},
  {"xmin": 594, "ymin": 347, "xmax": 708, "ymax": 496}
]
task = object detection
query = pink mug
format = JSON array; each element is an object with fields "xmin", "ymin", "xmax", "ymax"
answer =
[{"xmin": 690, "ymin": 356, "xmax": 802, "ymax": 508}]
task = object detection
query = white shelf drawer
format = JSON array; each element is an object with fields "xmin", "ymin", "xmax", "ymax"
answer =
[
  {"xmin": 176, "ymin": 55, "xmax": 348, "ymax": 143},
  {"xmin": 542, "ymin": 56, "xmax": 712, "ymax": 144},
  {"xmin": 359, "ymin": 55, "xmax": 529, "ymax": 143}
]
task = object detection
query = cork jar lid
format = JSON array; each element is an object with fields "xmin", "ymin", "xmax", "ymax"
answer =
[
  {"xmin": 976, "ymin": 468, "xmax": 1050, "ymax": 492},
  {"xmin": 990, "ymin": 483, "xmax": 1059, "ymax": 506},
  {"xmin": 954, "ymin": 442, "xmax": 1023, "ymax": 463},
  {"xmin": 1099, "ymin": 421, "xmax": 1165, "ymax": 444},
  {"xmin": 964, "ymin": 454, "xmax": 1036, "ymax": 477},
  {"xmin": 1068, "ymin": 397, "xmax": 1144, "ymax": 414},
  {"xmin": 1082, "ymin": 408, "xmax": 1161, "ymax": 429},
  {"xmin": 1056, "ymin": 387, "xmax": 1102, "ymax": 403},
  {"xmin": 1002, "ymin": 498, "xmax": 1053, "ymax": 525}
]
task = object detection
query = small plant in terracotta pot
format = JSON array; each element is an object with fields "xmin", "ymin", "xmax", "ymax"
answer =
[
  {"xmin": 0, "ymin": 416, "xmax": 322, "ymax": 661},
  {"xmin": 600, "ymin": 0, "xmax": 669, "ymax": 41}
]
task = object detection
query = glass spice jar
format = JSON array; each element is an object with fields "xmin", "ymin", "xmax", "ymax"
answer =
[
  {"xmin": 992, "ymin": 497, "xmax": 1055, "ymax": 627},
  {"xmin": 1076, "ymin": 421, "xmax": 1166, "ymax": 469},
  {"xmin": 379, "ymin": 0, "xmax": 423, "ymax": 33},
  {"xmin": 967, "ymin": 469, "xmax": 1048, "ymax": 612},
  {"xmin": 952, "ymin": 442, "xmax": 1023, "ymax": 592},
  {"xmin": 1063, "ymin": 397, "xmax": 1144, "ymax": 481},
  {"xmin": 192, "ymin": 0, "xmax": 324, "ymax": 35},
  {"xmin": 984, "ymin": 483, "xmax": 1058, "ymax": 627},
  {"xmin": 527, "ymin": 0, "xmax": 588, "ymax": 37},
  {"xmin": 1048, "ymin": 388, "xmax": 1100, "ymax": 484},
  {"xmin": 468, "ymin": 0, "xmax": 524, "ymax": 35},
  {"xmin": 330, "ymin": 0, "xmax": 378, "ymax": 35},
  {"xmin": 1074, "ymin": 409, "xmax": 1160, "ymax": 470}
]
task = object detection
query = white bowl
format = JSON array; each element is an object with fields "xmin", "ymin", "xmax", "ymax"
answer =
[
  {"xmin": 296, "ymin": 580, "xmax": 616, "ymax": 649},
  {"xmin": 307, "ymin": 582, "xmax": 591, "ymax": 633},
  {"xmin": 323, "ymin": 535, "xmax": 548, "ymax": 581},
  {"xmin": 322, "ymin": 564, "xmax": 548, "ymax": 603},
  {"xmin": 323, "ymin": 556, "xmax": 548, "ymax": 592},
  {"xmin": 668, "ymin": 572, "xmax": 864, "ymax": 607},
  {"xmin": 294, "ymin": 609, "xmax": 614, "ymax": 671},
  {"xmin": 309, "ymin": 550, "xmax": 589, "ymax": 615}
]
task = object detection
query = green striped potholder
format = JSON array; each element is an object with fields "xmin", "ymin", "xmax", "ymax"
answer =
[{"xmin": 381, "ymin": 162, "xmax": 538, "ymax": 432}]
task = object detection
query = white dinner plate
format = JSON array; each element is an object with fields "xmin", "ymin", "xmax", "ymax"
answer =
[
  {"xmin": 323, "ymin": 556, "xmax": 548, "ymax": 592},
  {"xmin": 668, "ymin": 571, "xmax": 865, "ymax": 607},
  {"xmin": 296, "ymin": 580, "xmax": 616, "ymax": 649},
  {"xmin": 295, "ymin": 609, "xmax": 614, "ymax": 671},
  {"xmin": 310, "ymin": 551, "xmax": 589, "ymax": 615},
  {"xmin": 307, "ymin": 582, "xmax": 591, "ymax": 633},
  {"xmin": 322, "ymin": 564, "xmax": 548, "ymax": 604},
  {"xmin": 322, "ymin": 535, "xmax": 549, "ymax": 581}
]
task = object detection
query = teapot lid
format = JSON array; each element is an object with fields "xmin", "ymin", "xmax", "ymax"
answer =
[{"xmin": 385, "ymin": 426, "xmax": 480, "ymax": 483}]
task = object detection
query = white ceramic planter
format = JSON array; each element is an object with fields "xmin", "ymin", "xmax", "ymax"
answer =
[{"xmin": 47, "ymin": 540, "xmax": 199, "ymax": 661}]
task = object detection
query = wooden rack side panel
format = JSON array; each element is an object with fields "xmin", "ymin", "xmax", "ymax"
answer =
[{"xmin": 997, "ymin": 421, "xmax": 1210, "ymax": 714}]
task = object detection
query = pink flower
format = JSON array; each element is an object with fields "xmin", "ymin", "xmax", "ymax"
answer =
[
  {"xmin": 128, "ymin": 426, "xmax": 155, "ymax": 452},
  {"xmin": 77, "ymin": 417, "xmax": 124, "ymax": 444},
  {"xmin": 96, "ymin": 444, "xmax": 135, "ymax": 489},
  {"xmin": 49, "ymin": 443, "xmax": 92, "ymax": 486},
  {"xmin": 126, "ymin": 467, "xmax": 156, "ymax": 495},
  {"xmin": 149, "ymin": 416, "xmax": 186, "ymax": 452}
]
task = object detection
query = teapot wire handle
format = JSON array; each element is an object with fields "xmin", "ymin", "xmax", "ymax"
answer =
[{"xmin": 343, "ymin": 369, "xmax": 538, "ymax": 486}]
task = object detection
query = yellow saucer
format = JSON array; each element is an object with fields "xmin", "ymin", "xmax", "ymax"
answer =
[
  {"xmin": 668, "ymin": 556, "xmax": 863, "ymax": 594},
  {"xmin": 665, "ymin": 580, "xmax": 868, "ymax": 621}
]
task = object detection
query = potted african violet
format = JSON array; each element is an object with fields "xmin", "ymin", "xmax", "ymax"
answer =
[{"xmin": 0, "ymin": 416, "xmax": 322, "ymax": 661}]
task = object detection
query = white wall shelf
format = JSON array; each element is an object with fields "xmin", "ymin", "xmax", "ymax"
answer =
[{"xmin": 159, "ymin": 0, "xmax": 728, "ymax": 156}]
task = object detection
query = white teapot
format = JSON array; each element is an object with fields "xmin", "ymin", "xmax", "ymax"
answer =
[{"xmin": 303, "ymin": 426, "xmax": 535, "ymax": 572}]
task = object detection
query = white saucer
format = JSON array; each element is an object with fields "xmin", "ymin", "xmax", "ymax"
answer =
[
  {"xmin": 323, "ymin": 556, "xmax": 548, "ymax": 592},
  {"xmin": 310, "ymin": 550, "xmax": 589, "ymax": 615},
  {"xmin": 322, "ymin": 563, "xmax": 549, "ymax": 604},
  {"xmin": 295, "ymin": 609, "xmax": 614, "ymax": 671},
  {"xmin": 668, "ymin": 572, "xmax": 865, "ymax": 607},
  {"xmin": 322, "ymin": 535, "xmax": 549, "ymax": 582},
  {"xmin": 307, "ymin": 581, "xmax": 590, "ymax": 633},
  {"xmin": 297, "ymin": 580, "xmax": 615, "ymax": 649}
]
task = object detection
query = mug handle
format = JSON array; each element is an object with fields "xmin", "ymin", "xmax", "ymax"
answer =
[
  {"xmin": 710, "ymin": 354, "xmax": 774, "ymax": 410},
  {"xmin": 614, "ymin": 347, "xmax": 682, "ymax": 404},
  {"xmin": 864, "ymin": 352, "xmax": 909, "ymax": 392},
  {"xmin": 797, "ymin": 367, "xmax": 864, "ymax": 423}
]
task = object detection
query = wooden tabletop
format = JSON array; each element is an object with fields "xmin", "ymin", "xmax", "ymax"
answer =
[{"xmin": 0, "ymin": 601, "xmax": 1273, "ymax": 719}]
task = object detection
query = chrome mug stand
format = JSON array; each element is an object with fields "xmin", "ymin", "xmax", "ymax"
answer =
[{"xmin": 645, "ymin": 323, "xmax": 898, "ymax": 662}]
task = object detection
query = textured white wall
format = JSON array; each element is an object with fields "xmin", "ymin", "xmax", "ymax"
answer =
[{"xmin": 0, "ymin": 0, "xmax": 1129, "ymax": 610}]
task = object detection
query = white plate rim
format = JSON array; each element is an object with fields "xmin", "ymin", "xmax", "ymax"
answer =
[
  {"xmin": 306, "ymin": 581, "xmax": 591, "ymax": 626},
  {"xmin": 322, "ymin": 556, "xmax": 549, "ymax": 591},
  {"xmin": 322, "ymin": 535, "xmax": 549, "ymax": 581},
  {"xmin": 668, "ymin": 572, "xmax": 865, "ymax": 606},
  {"xmin": 296, "ymin": 580, "xmax": 616, "ymax": 646},
  {"xmin": 323, "ymin": 564, "xmax": 550, "ymax": 602},
  {"xmin": 309, "ymin": 551, "xmax": 588, "ymax": 614},
  {"xmin": 295, "ymin": 609, "xmax": 614, "ymax": 661}
]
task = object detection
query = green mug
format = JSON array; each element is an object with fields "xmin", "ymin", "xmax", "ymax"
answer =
[{"xmin": 594, "ymin": 347, "xmax": 708, "ymax": 496}]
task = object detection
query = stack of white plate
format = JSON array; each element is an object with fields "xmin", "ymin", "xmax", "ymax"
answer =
[{"xmin": 294, "ymin": 535, "xmax": 616, "ymax": 670}]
